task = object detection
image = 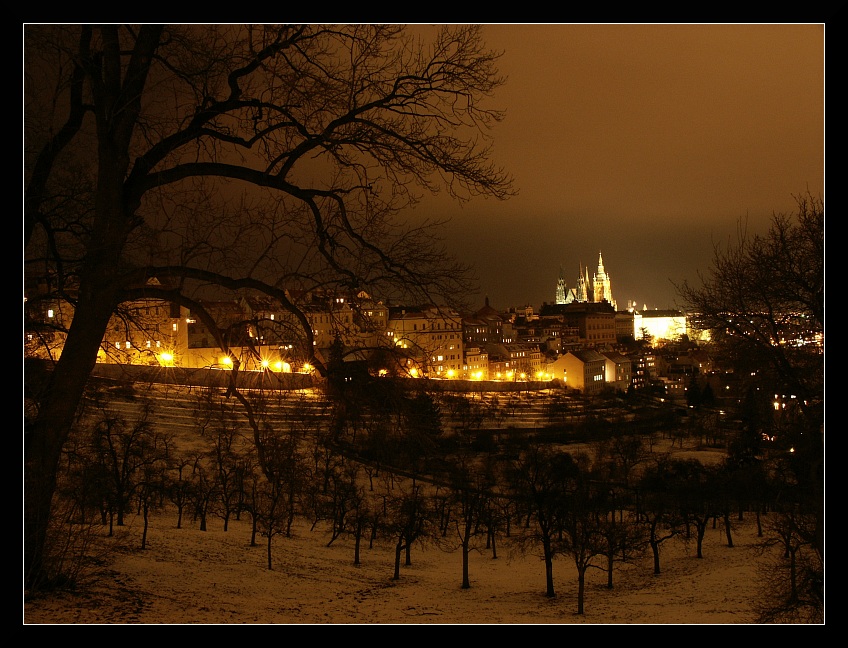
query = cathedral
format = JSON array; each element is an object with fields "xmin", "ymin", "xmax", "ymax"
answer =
[{"xmin": 555, "ymin": 252, "xmax": 617, "ymax": 310}]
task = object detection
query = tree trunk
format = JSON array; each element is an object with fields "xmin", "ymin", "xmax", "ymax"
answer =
[
  {"xmin": 651, "ymin": 537, "xmax": 661, "ymax": 575},
  {"xmin": 24, "ymin": 25, "xmax": 159, "ymax": 590},
  {"xmin": 543, "ymin": 540, "xmax": 555, "ymax": 598},
  {"xmin": 577, "ymin": 567, "xmax": 586, "ymax": 615},
  {"xmin": 266, "ymin": 531, "xmax": 273, "ymax": 570},
  {"xmin": 393, "ymin": 541, "xmax": 403, "ymax": 581},
  {"xmin": 461, "ymin": 539, "xmax": 470, "ymax": 589},
  {"xmin": 25, "ymin": 298, "xmax": 117, "ymax": 588},
  {"xmin": 354, "ymin": 525, "xmax": 362, "ymax": 566},
  {"xmin": 723, "ymin": 512, "xmax": 734, "ymax": 547},
  {"xmin": 141, "ymin": 502, "xmax": 150, "ymax": 550}
]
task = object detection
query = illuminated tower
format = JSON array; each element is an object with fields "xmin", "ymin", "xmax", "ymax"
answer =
[
  {"xmin": 575, "ymin": 263, "xmax": 590, "ymax": 302},
  {"xmin": 593, "ymin": 251, "xmax": 616, "ymax": 309},
  {"xmin": 555, "ymin": 266, "xmax": 567, "ymax": 304}
]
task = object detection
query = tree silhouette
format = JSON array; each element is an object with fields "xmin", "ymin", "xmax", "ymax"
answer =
[
  {"xmin": 678, "ymin": 194, "xmax": 823, "ymax": 618},
  {"xmin": 24, "ymin": 24, "xmax": 514, "ymax": 589}
]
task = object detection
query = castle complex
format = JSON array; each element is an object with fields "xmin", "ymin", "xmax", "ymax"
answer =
[{"xmin": 555, "ymin": 252, "xmax": 616, "ymax": 311}]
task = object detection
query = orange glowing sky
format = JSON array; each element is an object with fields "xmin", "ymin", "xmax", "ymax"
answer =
[{"xmin": 411, "ymin": 23, "xmax": 824, "ymax": 311}]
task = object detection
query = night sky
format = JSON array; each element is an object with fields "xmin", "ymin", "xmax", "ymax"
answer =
[{"xmin": 411, "ymin": 24, "xmax": 824, "ymax": 312}]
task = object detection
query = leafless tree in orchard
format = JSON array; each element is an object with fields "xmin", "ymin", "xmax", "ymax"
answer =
[
  {"xmin": 208, "ymin": 426, "xmax": 247, "ymax": 532},
  {"xmin": 381, "ymin": 478, "xmax": 432, "ymax": 581},
  {"xmin": 558, "ymin": 486, "xmax": 609, "ymax": 616},
  {"xmin": 508, "ymin": 445, "xmax": 583, "ymax": 598},
  {"xmin": 754, "ymin": 508, "xmax": 823, "ymax": 624},
  {"xmin": 252, "ymin": 425, "xmax": 310, "ymax": 570},
  {"xmin": 136, "ymin": 441, "xmax": 172, "ymax": 550},
  {"xmin": 167, "ymin": 456, "xmax": 196, "ymax": 529},
  {"xmin": 635, "ymin": 458, "xmax": 688, "ymax": 576},
  {"xmin": 188, "ymin": 455, "xmax": 219, "ymax": 533},
  {"xmin": 593, "ymin": 487, "xmax": 645, "ymax": 590},
  {"xmin": 88, "ymin": 405, "xmax": 167, "ymax": 532},
  {"xmin": 24, "ymin": 24, "xmax": 514, "ymax": 589},
  {"xmin": 440, "ymin": 457, "xmax": 493, "ymax": 590}
]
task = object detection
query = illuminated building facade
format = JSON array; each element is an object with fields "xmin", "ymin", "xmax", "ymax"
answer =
[
  {"xmin": 539, "ymin": 301, "xmax": 617, "ymax": 348},
  {"xmin": 100, "ymin": 277, "xmax": 190, "ymax": 366},
  {"xmin": 633, "ymin": 309, "xmax": 687, "ymax": 343},
  {"xmin": 555, "ymin": 252, "xmax": 616, "ymax": 310},
  {"xmin": 386, "ymin": 305, "xmax": 464, "ymax": 378},
  {"xmin": 558, "ymin": 349, "xmax": 607, "ymax": 395}
]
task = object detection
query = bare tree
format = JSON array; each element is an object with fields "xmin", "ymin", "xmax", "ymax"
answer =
[
  {"xmin": 677, "ymin": 193, "xmax": 823, "ymax": 618},
  {"xmin": 635, "ymin": 458, "xmax": 687, "ymax": 575},
  {"xmin": 441, "ymin": 458, "xmax": 492, "ymax": 590},
  {"xmin": 507, "ymin": 445, "xmax": 583, "ymax": 598},
  {"xmin": 558, "ymin": 485, "xmax": 609, "ymax": 616},
  {"xmin": 677, "ymin": 195, "xmax": 822, "ymax": 476},
  {"xmin": 755, "ymin": 507, "xmax": 823, "ymax": 623},
  {"xmin": 208, "ymin": 426, "xmax": 247, "ymax": 532},
  {"xmin": 87, "ymin": 403, "xmax": 167, "ymax": 533},
  {"xmin": 381, "ymin": 478, "xmax": 431, "ymax": 581},
  {"xmin": 167, "ymin": 456, "xmax": 195, "ymax": 529},
  {"xmin": 188, "ymin": 455, "xmax": 219, "ymax": 533},
  {"xmin": 252, "ymin": 425, "xmax": 308, "ymax": 570},
  {"xmin": 24, "ymin": 24, "xmax": 514, "ymax": 589}
]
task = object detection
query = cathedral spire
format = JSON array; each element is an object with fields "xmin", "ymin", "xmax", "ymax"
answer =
[
  {"xmin": 555, "ymin": 265, "xmax": 567, "ymax": 304},
  {"xmin": 593, "ymin": 251, "xmax": 615, "ymax": 309}
]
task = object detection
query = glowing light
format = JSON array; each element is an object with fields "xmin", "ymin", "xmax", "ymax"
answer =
[
  {"xmin": 158, "ymin": 352, "xmax": 175, "ymax": 366},
  {"xmin": 378, "ymin": 369, "xmax": 388, "ymax": 377},
  {"xmin": 221, "ymin": 356, "xmax": 233, "ymax": 367},
  {"xmin": 261, "ymin": 359, "xmax": 270, "ymax": 369},
  {"xmin": 302, "ymin": 363, "xmax": 313, "ymax": 373}
]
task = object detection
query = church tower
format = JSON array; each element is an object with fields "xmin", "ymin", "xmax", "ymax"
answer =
[
  {"xmin": 575, "ymin": 263, "xmax": 590, "ymax": 302},
  {"xmin": 592, "ymin": 251, "xmax": 616, "ymax": 309},
  {"xmin": 555, "ymin": 266, "xmax": 566, "ymax": 304}
]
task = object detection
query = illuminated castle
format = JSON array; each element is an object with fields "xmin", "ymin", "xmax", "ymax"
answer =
[{"xmin": 555, "ymin": 252, "xmax": 617, "ymax": 310}]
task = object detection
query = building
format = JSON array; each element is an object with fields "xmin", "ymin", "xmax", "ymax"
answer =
[
  {"xmin": 599, "ymin": 350, "xmax": 633, "ymax": 393},
  {"xmin": 555, "ymin": 349, "xmax": 607, "ymax": 395},
  {"xmin": 633, "ymin": 309, "xmax": 687, "ymax": 343},
  {"xmin": 462, "ymin": 346, "xmax": 489, "ymax": 381},
  {"xmin": 539, "ymin": 300, "xmax": 617, "ymax": 348},
  {"xmin": 463, "ymin": 297, "xmax": 508, "ymax": 345},
  {"xmin": 100, "ymin": 277, "xmax": 190, "ymax": 366},
  {"xmin": 555, "ymin": 252, "xmax": 616, "ymax": 311},
  {"xmin": 386, "ymin": 305, "xmax": 464, "ymax": 378},
  {"xmin": 627, "ymin": 349, "xmax": 658, "ymax": 391},
  {"xmin": 484, "ymin": 342, "xmax": 544, "ymax": 381}
]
